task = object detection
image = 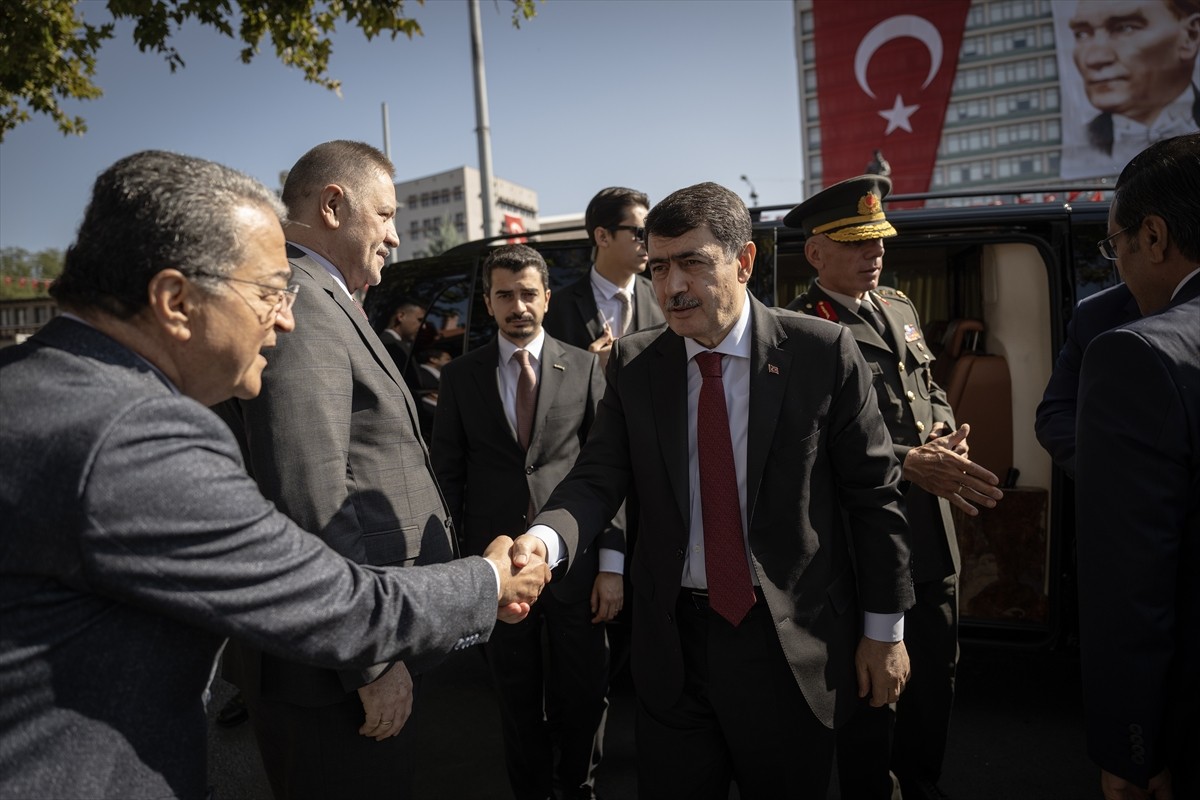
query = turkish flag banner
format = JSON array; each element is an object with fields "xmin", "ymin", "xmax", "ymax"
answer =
[
  {"xmin": 503, "ymin": 214, "xmax": 527, "ymax": 244},
  {"xmin": 813, "ymin": 0, "xmax": 970, "ymax": 195}
]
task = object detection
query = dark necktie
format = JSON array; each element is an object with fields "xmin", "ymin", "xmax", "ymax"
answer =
[
  {"xmin": 514, "ymin": 349, "xmax": 537, "ymax": 451},
  {"xmin": 858, "ymin": 300, "xmax": 892, "ymax": 347},
  {"xmin": 695, "ymin": 352, "xmax": 755, "ymax": 626}
]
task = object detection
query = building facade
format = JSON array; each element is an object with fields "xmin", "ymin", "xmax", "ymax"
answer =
[
  {"xmin": 394, "ymin": 166, "xmax": 538, "ymax": 261},
  {"xmin": 795, "ymin": 0, "xmax": 1097, "ymax": 200}
]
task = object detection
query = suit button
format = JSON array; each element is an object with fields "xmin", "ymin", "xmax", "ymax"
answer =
[
  {"xmin": 916, "ymin": 421, "xmax": 926, "ymax": 433},
  {"xmin": 898, "ymin": 363, "xmax": 906, "ymax": 373},
  {"xmin": 906, "ymin": 390, "xmax": 916, "ymax": 402},
  {"xmin": 676, "ymin": 548, "xmax": 685, "ymax": 558},
  {"xmin": 525, "ymin": 466, "xmax": 535, "ymax": 475}
]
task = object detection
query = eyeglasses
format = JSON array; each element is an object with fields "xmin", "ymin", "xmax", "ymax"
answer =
[
  {"xmin": 610, "ymin": 225, "xmax": 646, "ymax": 243},
  {"xmin": 1097, "ymin": 225, "xmax": 1134, "ymax": 261},
  {"xmin": 195, "ymin": 273, "xmax": 300, "ymax": 316}
]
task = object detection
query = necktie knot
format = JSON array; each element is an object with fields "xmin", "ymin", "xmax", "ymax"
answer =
[
  {"xmin": 515, "ymin": 349, "xmax": 531, "ymax": 368},
  {"xmin": 696, "ymin": 351, "xmax": 723, "ymax": 378}
]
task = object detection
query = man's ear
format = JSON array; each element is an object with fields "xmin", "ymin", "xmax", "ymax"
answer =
[
  {"xmin": 804, "ymin": 237, "xmax": 825, "ymax": 272},
  {"xmin": 319, "ymin": 184, "xmax": 345, "ymax": 230},
  {"xmin": 594, "ymin": 225, "xmax": 612, "ymax": 249},
  {"xmin": 146, "ymin": 269, "xmax": 197, "ymax": 342},
  {"xmin": 1142, "ymin": 215, "xmax": 1171, "ymax": 263}
]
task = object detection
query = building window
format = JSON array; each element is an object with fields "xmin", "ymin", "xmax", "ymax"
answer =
[
  {"xmin": 997, "ymin": 154, "xmax": 1041, "ymax": 178},
  {"xmin": 800, "ymin": 9, "xmax": 813, "ymax": 34},
  {"xmin": 943, "ymin": 128, "xmax": 992, "ymax": 155},
  {"xmin": 804, "ymin": 68, "xmax": 818, "ymax": 92},
  {"xmin": 808, "ymin": 154, "xmax": 823, "ymax": 180},
  {"xmin": 453, "ymin": 185, "xmax": 463, "ymax": 202},
  {"xmin": 966, "ymin": 3, "xmax": 986, "ymax": 28},
  {"xmin": 947, "ymin": 97, "xmax": 990, "ymax": 123},
  {"xmin": 995, "ymin": 90, "xmax": 1040, "ymax": 115},
  {"xmin": 993, "ymin": 58, "xmax": 1039, "ymax": 86},
  {"xmin": 961, "ymin": 34, "xmax": 987, "ymax": 59},
  {"xmin": 989, "ymin": 0, "xmax": 1037, "ymax": 24},
  {"xmin": 954, "ymin": 66, "xmax": 989, "ymax": 91},
  {"xmin": 990, "ymin": 26, "xmax": 1038, "ymax": 54},
  {"xmin": 420, "ymin": 193, "xmax": 429, "ymax": 207},
  {"xmin": 406, "ymin": 194, "xmax": 418, "ymax": 209},
  {"xmin": 802, "ymin": 38, "xmax": 815, "ymax": 64},
  {"xmin": 807, "ymin": 125, "xmax": 821, "ymax": 149}
]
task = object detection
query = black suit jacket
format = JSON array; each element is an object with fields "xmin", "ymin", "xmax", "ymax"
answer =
[
  {"xmin": 432, "ymin": 335, "xmax": 621, "ymax": 603},
  {"xmin": 790, "ymin": 285, "xmax": 958, "ymax": 580},
  {"xmin": 543, "ymin": 271, "xmax": 665, "ymax": 346},
  {"xmin": 1076, "ymin": 273, "xmax": 1200, "ymax": 788},
  {"xmin": 1035, "ymin": 283, "xmax": 1140, "ymax": 476},
  {"xmin": 536, "ymin": 295, "xmax": 914, "ymax": 728}
]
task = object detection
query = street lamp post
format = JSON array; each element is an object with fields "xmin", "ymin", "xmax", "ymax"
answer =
[{"xmin": 740, "ymin": 174, "xmax": 759, "ymax": 207}]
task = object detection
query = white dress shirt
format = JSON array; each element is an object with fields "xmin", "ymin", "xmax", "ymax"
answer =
[{"xmin": 590, "ymin": 267, "xmax": 636, "ymax": 337}]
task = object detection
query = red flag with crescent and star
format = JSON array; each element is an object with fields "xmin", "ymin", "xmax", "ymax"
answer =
[{"xmin": 812, "ymin": 0, "xmax": 970, "ymax": 196}]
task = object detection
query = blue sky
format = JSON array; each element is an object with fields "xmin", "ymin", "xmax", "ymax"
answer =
[{"xmin": 0, "ymin": 0, "xmax": 802, "ymax": 254}]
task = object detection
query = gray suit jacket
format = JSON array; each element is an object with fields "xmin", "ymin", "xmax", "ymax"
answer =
[
  {"xmin": 431, "ymin": 335, "xmax": 622, "ymax": 602},
  {"xmin": 0, "ymin": 318, "xmax": 496, "ymax": 800},
  {"xmin": 1077, "ymin": 274, "xmax": 1200, "ymax": 789},
  {"xmin": 213, "ymin": 246, "xmax": 456, "ymax": 705},
  {"xmin": 535, "ymin": 295, "xmax": 914, "ymax": 728},
  {"xmin": 543, "ymin": 271, "xmax": 665, "ymax": 348}
]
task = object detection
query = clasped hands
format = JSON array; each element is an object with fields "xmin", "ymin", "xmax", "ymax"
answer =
[
  {"xmin": 483, "ymin": 534, "xmax": 553, "ymax": 623},
  {"xmin": 904, "ymin": 422, "xmax": 1005, "ymax": 516}
]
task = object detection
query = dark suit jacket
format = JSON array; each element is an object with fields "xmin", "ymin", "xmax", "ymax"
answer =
[
  {"xmin": 1076, "ymin": 273, "xmax": 1200, "ymax": 788},
  {"xmin": 536, "ymin": 295, "xmax": 914, "ymax": 728},
  {"xmin": 431, "ymin": 335, "xmax": 621, "ymax": 603},
  {"xmin": 0, "ymin": 319, "xmax": 496, "ymax": 800},
  {"xmin": 214, "ymin": 246, "xmax": 455, "ymax": 706},
  {"xmin": 543, "ymin": 271, "xmax": 665, "ymax": 346},
  {"xmin": 1035, "ymin": 282, "xmax": 1139, "ymax": 477},
  {"xmin": 1085, "ymin": 86, "xmax": 1200, "ymax": 155},
  {"xmin": 790, "ymin": 285, "xmax": 958, "ymax": 580}
]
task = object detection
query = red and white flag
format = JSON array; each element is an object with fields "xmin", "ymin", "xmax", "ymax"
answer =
[{"xmin": 813, "ymin": 0, "xmax": 970, "ymax": 195}]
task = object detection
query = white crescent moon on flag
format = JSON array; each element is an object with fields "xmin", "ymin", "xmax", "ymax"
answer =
[{"xmin": 854, "ymin": 15, "xmax": 943, "ymax": 99}]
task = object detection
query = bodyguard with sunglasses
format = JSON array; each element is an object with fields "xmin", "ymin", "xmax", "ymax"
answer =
[{"xmin": 544, "ymin": 186, "xmax": 665, "ymax": 368}]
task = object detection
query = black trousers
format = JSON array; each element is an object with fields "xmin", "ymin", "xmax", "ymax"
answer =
[
  {"xmin": 486, "ymin": 584, "xmax": 610, "ymax": 800},
  {"xmin": 837, "ymin": 573, "xmax": 959, "ymax": 799},
  {"xmin": 243, "ymin": 681, "xmax": 417, "ymax": 800},
  {"xmin": 636, "ymin": 590, "xmax": 836, "ymax": 800}
]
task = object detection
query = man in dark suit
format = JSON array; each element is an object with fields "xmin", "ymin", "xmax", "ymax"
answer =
[
  {"xmin": 212, "ymin": 140, "xmax": 458, "ymax": 800},
  {"xmin": 0, "ymin": 150, "xmax": 548, "ymax": 800},
  {"xmin": 1035, "ymin": 282, "xmax": 1140, "ymax": 476},
  {"xmin": 784, "ymin": 175, "xmax": 1004, "ymax": 800},
  {"xmin": 1076, "ymin": 133, "xmax": 1200, "ymax": 800},
  {"xmin": 1068, "ymin": 0, "xmax": 1200, "ymax": 166},
  {"xmin": 543, "ymin": 186, "xmax": 665, "ymax": 366},
  {"xmin": 432, "ymin": 244, "xmax": 621, "ymax": 800},
  {"xmin": 512, "ymin": 182, "xmax": 917, "ymax": 798}
]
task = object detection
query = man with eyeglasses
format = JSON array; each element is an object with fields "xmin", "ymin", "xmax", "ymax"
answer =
[
  {"xmin": 544, "ymin": 186, "xmax": 665, "ymax": 368},
  {"xmin": 1075, "ymin": 132, "xmax": 1200, "ymax": 800},
  {"xmin": 211, "ymin": 140, "xmax": 473, "ymax": 800},
  {"xmin": 0, "ymin": 150, "xmax": 549, "ymax": 800},
  {"xmin": 785, "ymin": 175, "xmax": 1004, "ymax": 800}
]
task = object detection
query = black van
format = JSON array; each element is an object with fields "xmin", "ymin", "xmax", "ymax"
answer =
[{"xmin": 367, "ymin": 192, "xmax": 1118, "ymax": 648}]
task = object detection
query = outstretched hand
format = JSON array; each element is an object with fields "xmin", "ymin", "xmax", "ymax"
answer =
[
  {"xmin": 483, "ymin": 534, "xmax": 551, "ymax": 623},
  {"xmin": 904, "ymin": 423, "xmax": 1004, "ymax": 516}
]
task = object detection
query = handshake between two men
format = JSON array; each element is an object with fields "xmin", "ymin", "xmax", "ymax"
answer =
[{"xmin": 486, "ymin": 535, "xmax": 554, "ymax": 623}]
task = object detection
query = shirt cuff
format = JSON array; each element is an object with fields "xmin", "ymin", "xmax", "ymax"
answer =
[
  {"xmin": 485, "ymin": 558, "xmax": 501, "ymax": 601},
  {"xmin": 598, "ymin": 548, "xmax": 624, "ymax": 575},
  {"xmin": 525, "ymin": 524, "xmax": 565, "ymax": 568},
  {"xmin": 863, "ymin": 611, "xmax": 905, "ymax": 642}
]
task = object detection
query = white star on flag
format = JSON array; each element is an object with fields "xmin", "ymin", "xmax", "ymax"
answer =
[{"xmin": 878, "ymin": 94, "xmax": 919, "ymax": 135}]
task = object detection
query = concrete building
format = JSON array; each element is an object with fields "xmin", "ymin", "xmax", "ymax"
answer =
[
  {"xmin": 394, "ymin": 166, "xmax": 538, "ymax": 261},
  {"xmin": 795, "ymin": 0, "xmax": 1095, "ymax": 201}
]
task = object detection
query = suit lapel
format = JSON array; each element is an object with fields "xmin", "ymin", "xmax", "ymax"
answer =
[
  {"xmin": 809, "ymin": 284, "xmax": 890, "ymax": 353},
  {"xmin": 649, "ymin": 331, "xmax": 691, "ymax": 527},
  {"xmin": 870, "ymin": 290, "xmax": 906, "ymax": 355},
  {"xmin": 532, "ymin": 337, "xmax": 566, "ymax": 452},
  {"xmin": 470, "ymin": 339, "xmax": 516, "ymax": 444},
  {"xmin": 746, "ymin": 297, "xmax": 791, "ymax": 528}
]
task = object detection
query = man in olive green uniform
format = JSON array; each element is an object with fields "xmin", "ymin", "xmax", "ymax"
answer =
[{"xmin": 784, "ymin": 176, "xmax": 1004, "ymax": 800}]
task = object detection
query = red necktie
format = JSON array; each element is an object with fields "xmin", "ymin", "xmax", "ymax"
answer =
[
  {"xmin": 514, "ymin": 349, "xmax": 537, "ymax": 451},
  {"xmin": 695, "ymin": 351, "xmax": 755, "ymax": 626}
]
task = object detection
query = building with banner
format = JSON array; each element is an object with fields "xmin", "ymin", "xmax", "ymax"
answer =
[
  {"xmin": 394, "ymin": 166, "xmax": 538, "ymax": 261},
  {"xmin": 795, "ymin": 0, "xmax": 1200, "ymax": 199}
]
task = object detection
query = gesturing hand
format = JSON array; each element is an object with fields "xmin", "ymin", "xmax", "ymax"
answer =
[{"xmin": 903, "ymin": 423, "xmax": 1004, "ymax": 516}]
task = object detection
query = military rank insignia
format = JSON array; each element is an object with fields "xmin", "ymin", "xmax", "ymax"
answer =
[
  {"xmin": 904, "ymin": 323, "xmax": 920, "ymax": 342},
  {"xmin": 816, "ymin": 301, "xmax": 838, "ymax": 321}
]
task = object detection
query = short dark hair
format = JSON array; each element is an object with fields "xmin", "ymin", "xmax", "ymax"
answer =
[
  {"xmin": 51, "ymin": 150, "xmax": 285, "ymax": 318},
  {"xmin": 1113, "ymin": 133, "xmax": 1200, "ymax": 262},
  {"xmin": 481, "ymin": 244, "xmax": 550, "ymax": 294},
  {"xmin": 281, "ymin": 140, "xmax": 394, "ymax": 216},
  {"xmin": 584, "ymin": 187, "xmax": 649, "ymax": 247},
  {"xmin": 416, "ymin": 348, "xmax": 449, "ymax": 365},
  {"xmin": 1166, "ymin": 0, "xmax": 1200, "ymax": 19},
  {"xmin": 644, "ymin": 182, "xmax": 751, "ymax": 259}
]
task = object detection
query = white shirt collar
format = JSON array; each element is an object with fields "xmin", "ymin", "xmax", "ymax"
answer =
[
  {"xmin": 683, "ymin": 290, "xmax": 753, "ymax": 362},
  {"xmin": 497, "ymin": 328, "xmax": 547, "ymax": 365},
  {"xmin": 1171, "ymin": 267, "xmax": 1200, "ymax": 301},
  {"xmin": 288, "ymin": 242, "xmax": 353, "ymax": 298},
  {"xmin": 590, "ymin": 266, "xmax": 634, "ymax": 300}
]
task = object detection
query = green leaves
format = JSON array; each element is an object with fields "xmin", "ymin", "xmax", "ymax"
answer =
[{"xmin": 0, "ymin": 0, "xmax": 540, "ymax": 140}]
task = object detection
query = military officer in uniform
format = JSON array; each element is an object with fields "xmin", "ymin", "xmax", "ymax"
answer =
[{"xmin": 784, "ymin": 176, "xmax": 1004, "ymax": 800}]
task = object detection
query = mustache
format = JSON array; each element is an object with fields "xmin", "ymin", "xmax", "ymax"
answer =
[
  {"xmin": 505, "ymin": 314, "xmax": 535, "ymax": 324},
  {"xmin": 665, "ymin": 294, "xmax": 701, "ymax": 312}
]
